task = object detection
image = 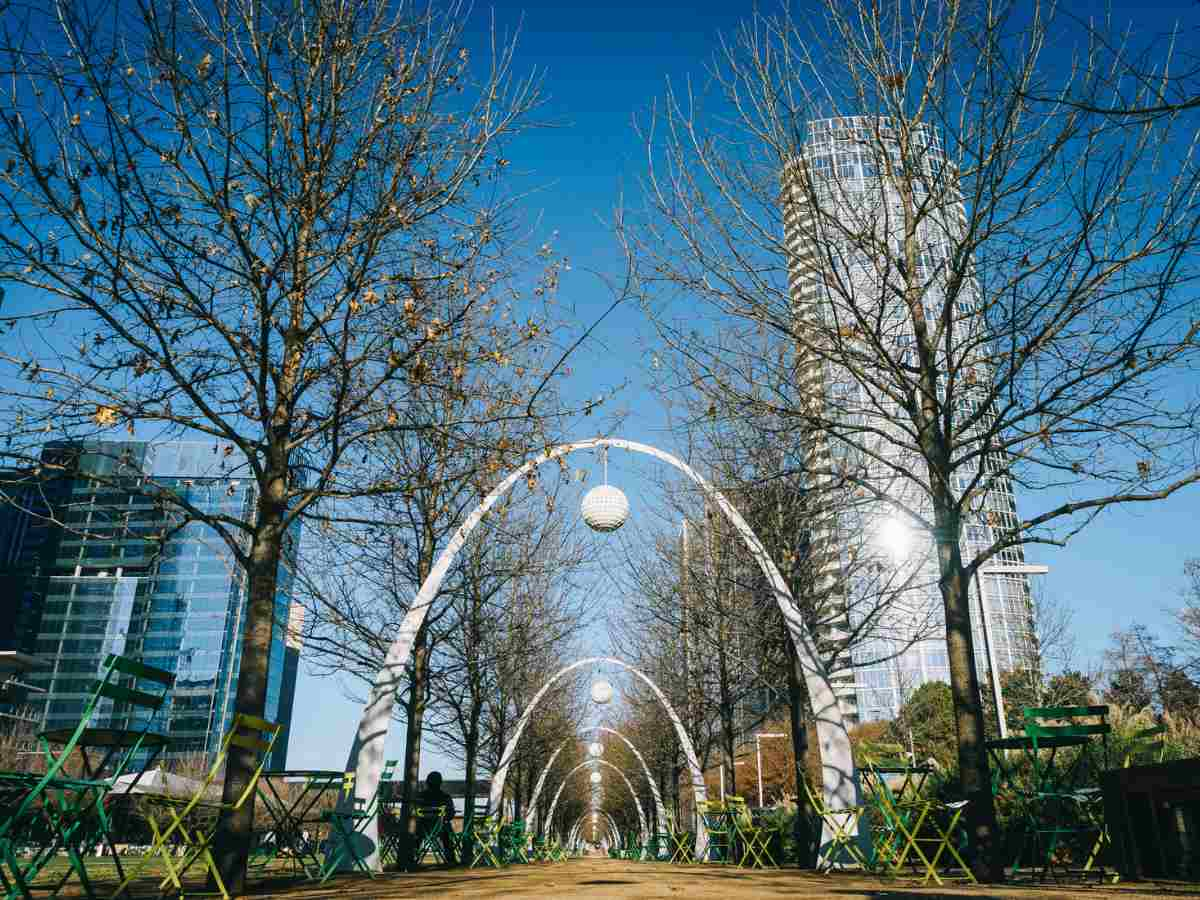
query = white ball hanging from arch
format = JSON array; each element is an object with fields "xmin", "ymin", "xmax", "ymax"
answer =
[
  {"xmin": 590, "ymin": 679, "xmax": 614, "ymax": 705},
  {"xmin": 590, "ymin": 771, "xmax": 602, "ymax": 785},
  {"xmin": 580, "ymin": 484, "xmax": 630, "ymax": 532},
  {"xmin": 588, "ymin": 741, "xmax": 603, "ymax": 758}
]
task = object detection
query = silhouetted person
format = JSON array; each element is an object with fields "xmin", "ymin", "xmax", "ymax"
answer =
[{"xmin": 414, "ymin": 771, "xmax": 457, "ymax": 865}]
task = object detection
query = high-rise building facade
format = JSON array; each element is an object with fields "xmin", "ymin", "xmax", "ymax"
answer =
[
  {"xmin": 784, "ymin": 117, "xmax": 1041, "ymax": 723},
  {"xmin": 0, "ymin": 441, "xmax": 300, "ymax": 766}
]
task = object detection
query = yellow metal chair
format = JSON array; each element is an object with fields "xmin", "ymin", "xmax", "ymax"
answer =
[
  {"xmin": 725, "ymin": 795, "xmax": 776, "ymax": 868},
  {"xmin": 803, "ymin": 778, "xmax": 869, "ymax": 870},
  {"xmin": 664, "ymin": 812, "xmax": 694, "ymax": 864},
  {"xmin": 468, "ymin": 814, "xmax": 503, "ymax": 868},
  {"xmin": 113, "ymin": 714, "xmax": 283, "ymax": 899}
]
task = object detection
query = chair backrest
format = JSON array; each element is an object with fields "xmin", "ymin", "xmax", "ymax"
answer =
[
  {"xmin": 1123, "ymin": 724, "xmax": 1167, "ymax": 767},
  {"xmin": 4, "ymin": 654, "xmax": 174, "ymax": 835},
  {"xmin": 355, "ymin": 758, "xmax": 399, "ymax": 817},
  {"xmin": 857, "ymin": 741, "xmax": 910, "ymax": 768},
  {"xmin": 1023, "ymin": 705, "xmax": 1110, "ymax": 738},
  {"xmin": 725, "ymin": 795, "xmax": 753, "ymax": 827},
  {"xmin": 53, "ymin": 653, "xmax": 175, "ymax": 776},
  {"xmin": 697, "ymin": 799, "xmax": 727, "ymax": 829},
  {"xmin": 1023, "ymin": 705, "xmax": 1111, "ymax": 773},
  {"xmin": 210, "ymin": 713, "xmax": 285, "ymax": 811}
]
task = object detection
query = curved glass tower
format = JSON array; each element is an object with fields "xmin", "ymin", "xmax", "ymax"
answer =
[{"xmin": 784, "ymin": 117, "xmax": 1041, "ymax": 724}]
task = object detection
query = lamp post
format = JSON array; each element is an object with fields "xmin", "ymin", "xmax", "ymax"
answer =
[
  {"xmin": 719, "ymin": 758, "xmax": 748, "ymax": 803},
  {"xmin": 753, "ymin": 733, "xmax": 788, "ymax": 807}
]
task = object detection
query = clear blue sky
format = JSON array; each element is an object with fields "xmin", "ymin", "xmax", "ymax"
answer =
[{"xmin": 275, "ymin": 0, "xmax": 1200, "ymax": 774}]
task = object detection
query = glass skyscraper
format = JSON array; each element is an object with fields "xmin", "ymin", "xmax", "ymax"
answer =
[
  {"xmin": 785, "ymin": 117, "xmax": 1041, "ymax": 724},
  {"xmin": 0, "ymin": 441, "xmax": 300, "ymax": 766}
]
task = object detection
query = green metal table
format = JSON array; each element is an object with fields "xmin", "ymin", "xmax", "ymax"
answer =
[{"xmin": 254, "ymin": 770, "xmax": 347, "ymax": 879}]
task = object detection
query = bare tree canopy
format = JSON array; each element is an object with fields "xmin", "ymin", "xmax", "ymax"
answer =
[
  {"xmin": 625, "ymin": 0, "xmax": 1200, "ymax": 879},
  {"xmin": 0, "ymin": 0, "xmax": 582, "ymax": 887}
]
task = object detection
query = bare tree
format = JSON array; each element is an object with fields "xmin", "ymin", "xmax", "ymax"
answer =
[
  {"xmin": 0, "ymin": 0, "xmax": 580, "ymax": 887},
  {"xmin": 626, "ymin": 0, "xmax": 1200, "ymax": 878},
  {"xmin": 1179, "ymin": 558, "xmax": 1200, "ymax": 673},
  {"xmin": 422, "ymin": 504, "xmax": 593, "ymax": 826}
]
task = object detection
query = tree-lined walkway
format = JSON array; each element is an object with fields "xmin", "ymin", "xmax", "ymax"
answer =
[{"xmin": 88, "ymin": 860, "xmax": 1198, "ymax": 899}]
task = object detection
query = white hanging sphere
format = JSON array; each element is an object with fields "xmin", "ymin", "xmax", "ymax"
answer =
[
  {"xmin": 580, "ymin": 484, "xmax": 630, "ymax": 532},
  {"xmin": 591, "ymin": 679, "xmax": 614, "ymax": 705},
  {"xmin": 590, "ymin": 771, "xmax": 602, "ymax": 785},
  {"xmin": 588, "ymin": 741, "xmax": 603, "ymax": 758}
]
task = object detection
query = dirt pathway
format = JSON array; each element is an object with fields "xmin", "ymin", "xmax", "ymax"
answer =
[{"xmin": 242, "ymin": 857, "xmax": 1199, "ymax": 899}]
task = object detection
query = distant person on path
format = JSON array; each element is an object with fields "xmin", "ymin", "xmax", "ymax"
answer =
[{"xmin": 414, "ymin": 771, "xmax": 457, "ymax": 865}]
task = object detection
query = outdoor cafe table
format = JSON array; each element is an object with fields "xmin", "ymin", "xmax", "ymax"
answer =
[
  {"xmin": 39, "ymin": 727, "xmax": 171, "ymax": 895},
  {"xmin": 985, "ymin": 734, "xmax": 1091, "ymax": 797},
  {"xmin": 254, "ymin": 769, "xmax": 347, "ymax": 879}
]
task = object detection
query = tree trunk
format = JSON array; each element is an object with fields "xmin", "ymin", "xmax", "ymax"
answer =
[
  {"xmin": 397, "ymin": 621, "xmax": 431, "ymax": 865},
  {"xmin": 211, "ymin": 480, "xmax": 286, "ymax": 894},
  {"xmin": 936, "ymin": 519, "xmax": 1002, "ymax": 882},
  {"xmin": 784, "ymin": 625, "xmax": 814, "ymax": 867},
  {"xmin": 716, "ymin": 619, "xmax": 736, "ymax": 797},
  {"xmin": 463, "ymin": 707, "xmax": 479, "ymax": 858}
]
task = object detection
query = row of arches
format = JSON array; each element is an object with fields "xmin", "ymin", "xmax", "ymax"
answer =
[{"xmin": 341, "ymin": 438, "xmax": 857, "ymax": 868}]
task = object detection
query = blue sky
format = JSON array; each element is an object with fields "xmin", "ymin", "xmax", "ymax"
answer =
[{"xmin": 283, "ymin": 0, "xmax": 1200, "ymax": 776}]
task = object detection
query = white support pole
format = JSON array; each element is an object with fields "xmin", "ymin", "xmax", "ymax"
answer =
[
  {"xmin": 753, "ymin": 733, "xmax": 787, "ymax": 808},
  {"xmin": 756, "ymin": 737, "xmax": 763, "ymax": 808}
]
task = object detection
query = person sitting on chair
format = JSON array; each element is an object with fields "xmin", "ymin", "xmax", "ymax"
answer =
[{"xmin": 414, "ymin": 771, "xmax": 457, "ymax": 865}]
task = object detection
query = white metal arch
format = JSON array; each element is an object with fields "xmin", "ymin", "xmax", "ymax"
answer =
[
  {"xmin": 572, "ymin": 810, "xmax": 619, "ymax": 848},
  {"xmin": 345, "ymin": 437, "xmax": 855, "ymax": 869},
  {"xmin": 488, "ymin": 658, "xmax": 694, "ymax": 823},
  {"xmin": 527, "ymin": 726, "xmax": 666, "ymax": 836},
  {"xmin": 543, "ymin": 759, "xmax": 647, "ymax": 845}
]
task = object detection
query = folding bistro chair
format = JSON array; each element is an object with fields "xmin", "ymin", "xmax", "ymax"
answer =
[
  {"xmin": 870, "ymin": 783, "xmax": 974, "ymax": 884},
  {"xmin": 0, "ymin": 653, "xmax": 173, "ymax": 900},
  {"xmin": 803, "ymin": 777, "xmax": 869, "ymax": 870},
  {"xmin": 696, "ymin": 800, "xmax": 733, "ymax": 864},
  {"xmin": 1024, "ymin": 705, "xmax": 1111, "ymax": 880},
  {"xmin": 502, "ymin": 820, "xmax": 532, "ymax": 864},
  {"xmin": 468, "ymin": 814, "xmax": 503, "ymax": 868},
  {"xmin": 726, "ymin": 796, "xmax": 777, "ymax": 868},
  {"xmin": 112, "ymin": 714, "xmax": 283, "ymax": 900},
  {"xmin": 664, "ymin": 813, "xmax": 694, "ymax": 864},
  {"xmin": 1122, "ymin": 724, "xmax": 1167, "ymax": 768},
  {"xmin": 320, "ymin": 759, "xmax": 398, "ymax": 881},
  {"xmin": 412, "ymin": 804, "xmax": 452, "ymax": 866}
]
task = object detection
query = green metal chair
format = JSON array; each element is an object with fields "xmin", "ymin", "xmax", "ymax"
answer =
[
  {"xmin": 1023, "ymin": 705, "xmax": 1112, "ymax": 879},
  {"xmin": 697, "ymin": 800, "xmax": 732, "ymax": 864},
  {"xmin": 320, "ymin": 759, "xmax": 398, "ymax": 881},
  {"xmin": 501, "ymin": 820, "xmax": 531, "ymax": 864},
  {"xmin": 0, "ymin": 653, "xmax": 174, "ymax": 900},
  {"xmin": 411, "ymin": 804, "xmax": 452, "ymax": 866}
]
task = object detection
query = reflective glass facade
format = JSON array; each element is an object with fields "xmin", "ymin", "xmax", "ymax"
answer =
[
  {"xmin": 786, "ymin": 118, "xmax": 1040, "ymax": 723},
  {"xmin": 0, "ymin": 442, "xmax": 299, "ymax": 767}
]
